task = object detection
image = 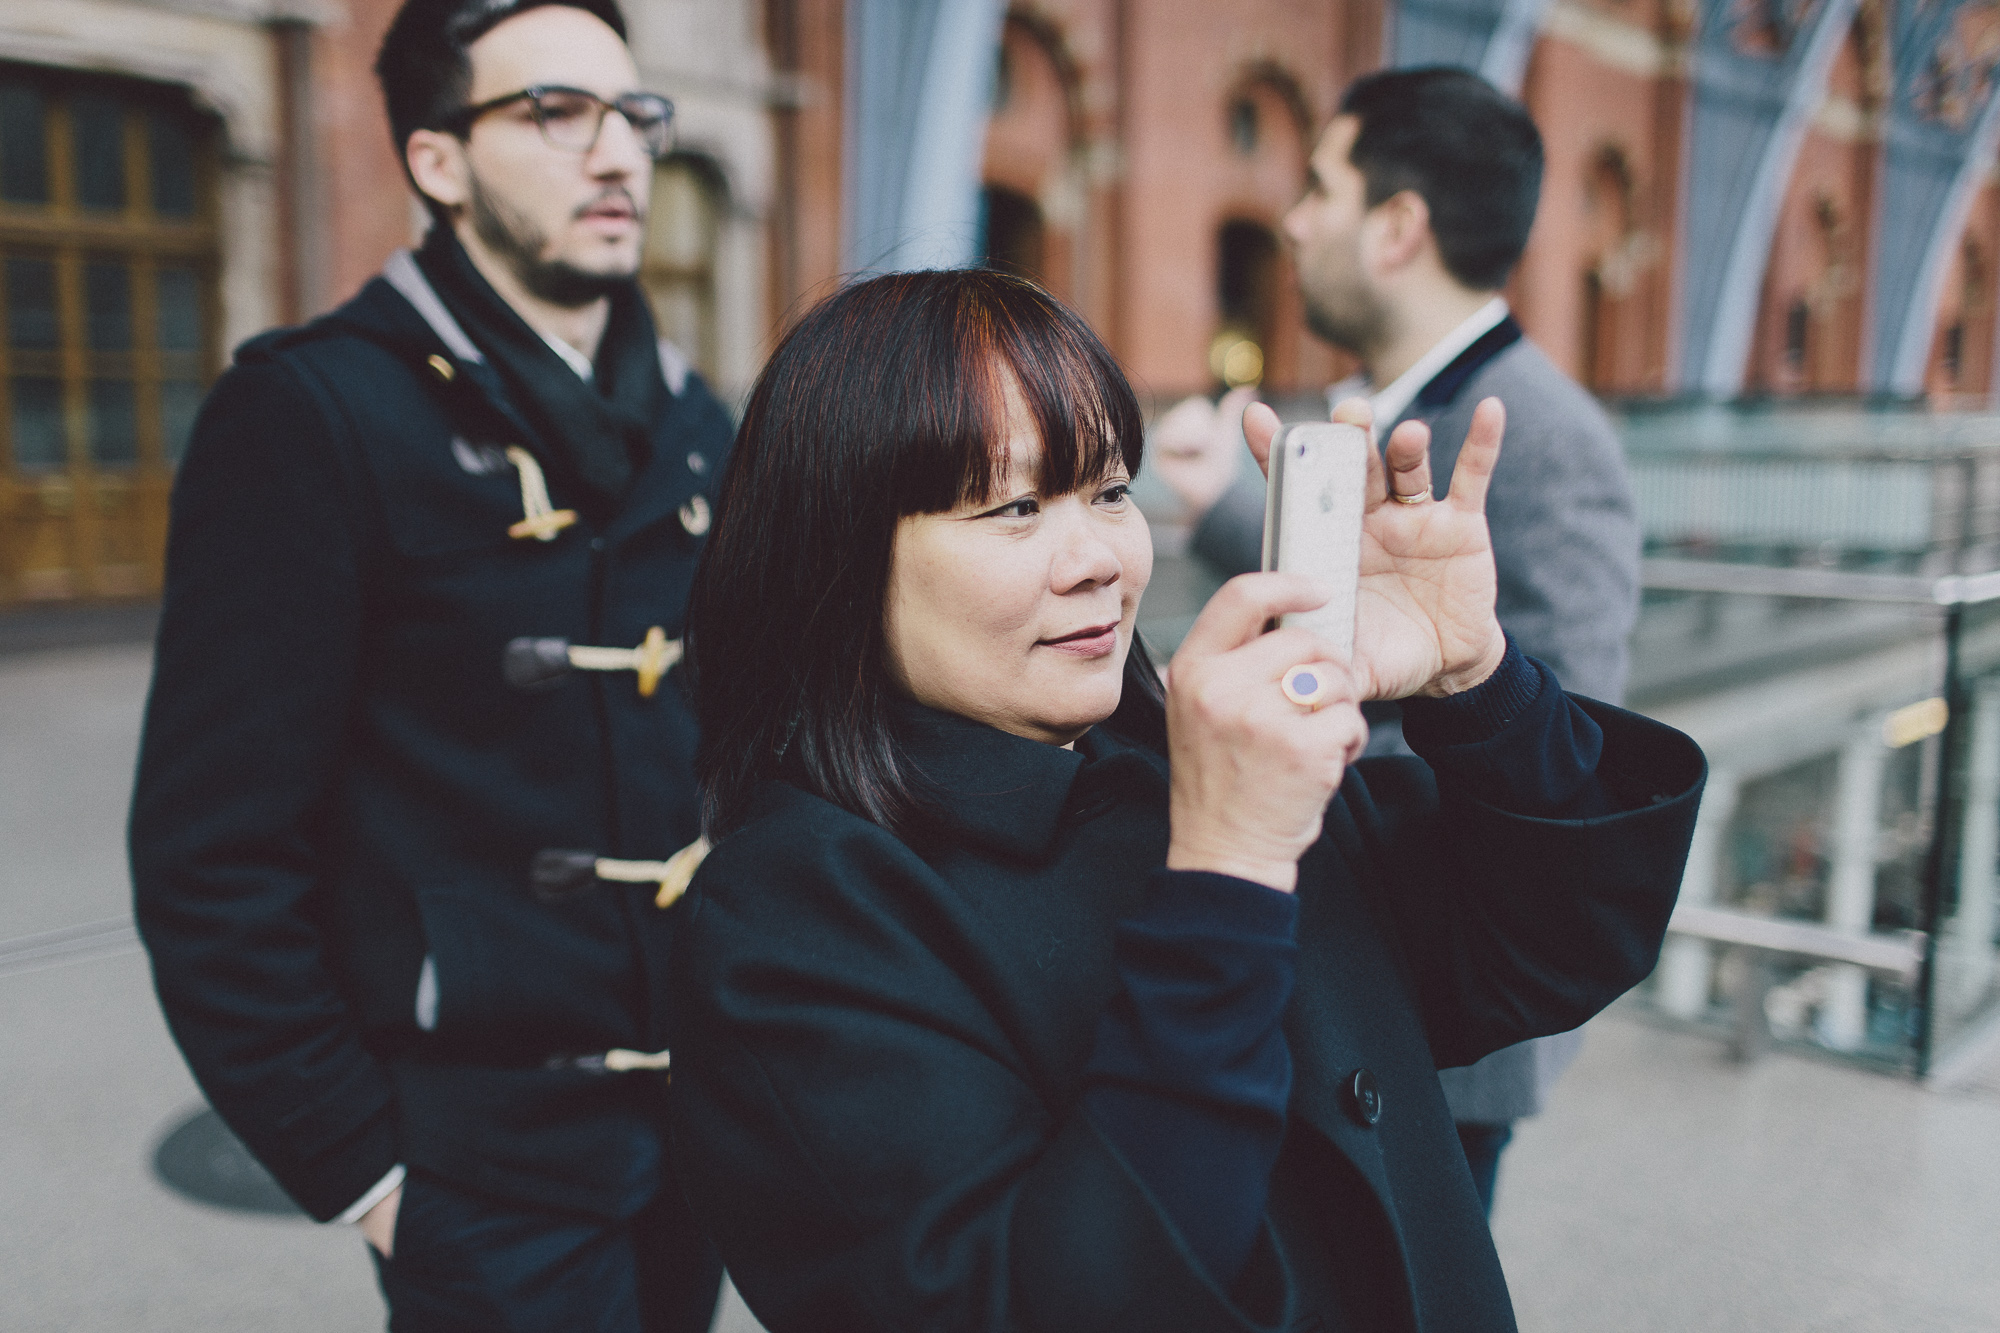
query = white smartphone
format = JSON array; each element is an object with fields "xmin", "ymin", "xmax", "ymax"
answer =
[{"xmin": 1261, "ymin": 421, "xmax": 1369, "ymax": 660}]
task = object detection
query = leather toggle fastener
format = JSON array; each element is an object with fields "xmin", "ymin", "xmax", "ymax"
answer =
[
  {"xmin": 678, "ymin": 493, "xmax": 711, "ymax": 537},
  {"xmin": 544, "ymin": 1048, "xmax": 673, "ymax": 1074},
  {"xmin": 505, "ymin": 446, "xmax": 578, "ymax": 541},
  {"xmin": 531, "ymin": 838, "xmax": 711, "ymax": 909},
  {"xmin": 503, "ymin": 626, "xmax": 681, "ymax": 697}
]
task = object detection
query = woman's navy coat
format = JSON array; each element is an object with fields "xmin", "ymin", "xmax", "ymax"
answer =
[{"xmin": 669, "ymin": 696, "xmax": 1704, "ymax": 1332}]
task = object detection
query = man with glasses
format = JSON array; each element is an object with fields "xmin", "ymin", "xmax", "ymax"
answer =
[{"xmin": 130, "ymin": 1, "xmax": 730, "ymax": 1327}]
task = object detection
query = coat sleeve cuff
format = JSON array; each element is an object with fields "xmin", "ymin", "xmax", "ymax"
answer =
[
  {"xmin": 1397, "ymin": 640, "xmax": 1616, "ymax": 819},
  {"xmin": 1397, "ymin": 636, "xmax": 1541, "ymax": 748},
  {"xmin": 279, "ymin": 1105, "xmax": 402, "ymax": 1222},
  {"xmin": 332, "ymin": 1163, "xmax": 405, "ymax": 1225}
]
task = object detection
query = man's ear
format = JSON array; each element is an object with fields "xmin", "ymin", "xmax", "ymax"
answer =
[
  {"xmin": 405, "ymin": 129, "xmax": 469, "ymax": 213},
  {"xmin": 1363, "ymin": 189, "xmax": 1433, "ymax": 279}
]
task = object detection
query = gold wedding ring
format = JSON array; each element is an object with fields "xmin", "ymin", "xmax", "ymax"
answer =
[
  {"xmin": 1281, "ymin": 665, "xmax": 1332, "ymax": 711},
  {"xmin": 1390, "ymin": 484, "xmax": 1431, "ymax": 505}
]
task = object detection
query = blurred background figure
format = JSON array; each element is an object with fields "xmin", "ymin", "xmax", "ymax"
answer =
[{"xmin": 1155, "ymin": 65, "xmax": 1639, "ymax": 1215}]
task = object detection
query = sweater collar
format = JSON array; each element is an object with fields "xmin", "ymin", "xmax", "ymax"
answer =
[
  {"xmin": 896, "ymin": 702, "xmax": 1084, "ymax": 858},
  {"xmin": 894, "ymin": 702, "xmax": 1166, "ymax": 859}
]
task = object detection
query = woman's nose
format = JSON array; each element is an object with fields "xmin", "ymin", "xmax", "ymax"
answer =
[{"xmin": 1049, "ymin": 514, "xmax": 1122, "ymax": 593}]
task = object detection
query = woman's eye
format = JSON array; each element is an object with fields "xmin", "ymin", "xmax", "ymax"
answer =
[
  {"xmin": 1097, "ymin": 482, "xmax": 1132, "ymax": 505},
  {"xmin": 990, "ymin": 496, "xmax": 1039, "ymax": 519}
]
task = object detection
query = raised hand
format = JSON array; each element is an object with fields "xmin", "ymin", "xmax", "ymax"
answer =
[
  {"xmin": 1241, "ymin": 396, "xmax": 1507, "ymax": 702},
  {"xmin": 1151, "ymin": 385, "xmax": 1259, "ymax": 518},
  {"xmin": 1163, "ymin": 573, "xmax": 1371, "ymax": 893}
]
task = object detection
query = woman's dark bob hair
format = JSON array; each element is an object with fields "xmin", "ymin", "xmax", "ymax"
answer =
[{"xmin": 688, "ymin": 268, "xmax": 1165, "ymax": 840}]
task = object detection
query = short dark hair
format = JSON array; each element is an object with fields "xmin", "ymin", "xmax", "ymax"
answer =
[
  {"xmin": 374, "ymin": 0, "xmax": 628, "ymax": 177},
  {"xmin": 1338, "ymin": 67, "xmax": 1544, "ymax": 291},
  {"xmin": 688, "ymin": 269, "xmax": 1165, "ymax": 841}
]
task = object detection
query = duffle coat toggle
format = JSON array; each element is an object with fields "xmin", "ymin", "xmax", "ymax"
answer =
[
  {"xmin": 531, "ymin": 839, "xmax": 710, "ymax": 909},
  {"xmin": 541, "ymin": 1048, "xmax": 674, "ymax": 1075},
  {"xmin": 503, "ymin": 627, "xmax": 681, "ymax": 697},
  {"xmin": 505, "ymin": 446, "xmax": 579, "ymax": 541}
]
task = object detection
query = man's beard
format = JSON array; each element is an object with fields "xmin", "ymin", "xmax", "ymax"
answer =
[
  {"xmin": 1300, "ymin": 275, "xmax": 1389, "ymax": 362},
  {"xmin": 467, "ymin": 173, "xmax": 639, "ymax": 308}
]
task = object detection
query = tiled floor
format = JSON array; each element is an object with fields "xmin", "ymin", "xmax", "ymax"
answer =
[
  {"xmin": 1494, "ymin": 1010, "xmax": 2000, "ymax": 1333},
  {"xmin": 5, "ymin": 640, "xmax": 1997, "ymax": 1332}
]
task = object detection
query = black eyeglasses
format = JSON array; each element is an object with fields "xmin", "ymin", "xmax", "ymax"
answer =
[{"xmin": 438, "ymin": 85, "xmax": 675, "ymax": 159}]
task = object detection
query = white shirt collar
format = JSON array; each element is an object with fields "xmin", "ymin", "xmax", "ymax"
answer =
[
  {"xmin": 541, "ymin": 332, "xmax": 595, "ymax": 383},
  {"xmin": 1327, "ymin": 296, "xmax": 1510, "ymax": 441}
]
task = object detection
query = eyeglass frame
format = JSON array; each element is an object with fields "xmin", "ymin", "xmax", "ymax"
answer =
[{"xmin": 435, "ymin": 85, "xmax": 676, "ymax": 159}]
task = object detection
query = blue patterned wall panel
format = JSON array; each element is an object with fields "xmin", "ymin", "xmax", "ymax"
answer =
[
  {"xmin": 1678, "ymin": 0, "xmax": 1861, "ymax": 396},
  {"xmin": 1392, "ymin": 0, "xmax": 1553, "ymax": 93},
  {"xmin": 1868, "ymin": 0, "xmax": 2000, "ymax": 393}
]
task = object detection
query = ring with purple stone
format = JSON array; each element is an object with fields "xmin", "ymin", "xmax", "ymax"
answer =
[{"xmin": 1281, "ymin": 664, "xmax": 1332, "ymax": 711}]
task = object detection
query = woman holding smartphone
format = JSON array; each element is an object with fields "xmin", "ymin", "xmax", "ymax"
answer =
[{"xmin": 668, "ymin": 269, "xmax": 1701, "ymax": 1332}]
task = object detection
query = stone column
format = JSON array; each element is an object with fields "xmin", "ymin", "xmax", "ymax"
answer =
[
  {"xmin": 1658, "ymin": 769, "xmax": 1740, "ymax": 1019},
  {"xmin": 1819, "ymin": 725, "xmax": 1887, "ymax": 1049},
  {"xmin": 1946, "ymin": 681, "xmax": 2000, "ymax": 1016}
]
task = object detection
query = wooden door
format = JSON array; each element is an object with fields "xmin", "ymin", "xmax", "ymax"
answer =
[{"xmin": 0, "ymin": 65, "xmax": 218, "ymax": 607}]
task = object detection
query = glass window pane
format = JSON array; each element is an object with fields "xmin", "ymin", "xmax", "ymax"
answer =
[
  {"xmin": 5, "ymin": 257, "xmax": 58, "ymax": 349},
  {"xmin": 161, "ymin": 379, "xmax": 201, "ymax": 464},
  {"xmin": 9, "ymin": 376, "xmax": 65, "ymax": 469},
  {"xmin": 0, "ymin": 80, "xmax": 49, "ymax": 204},
  {"xmin": 148, "ymin": 111, "xmax": 196, "ymax": 217},
  {"xmin": 71, "ymin": 92, "xmax": 126, "ymax": 212},
  {"xmin": 87, "ymin": 378, "xmax": 135, "ymax": 465},
  {"xmin": 157, "ymin": 266, "xmax": 200, "ymax": 351},
  {"xmin": 84, "ymin": 262, "xmax": 131, "ymax": 350}
]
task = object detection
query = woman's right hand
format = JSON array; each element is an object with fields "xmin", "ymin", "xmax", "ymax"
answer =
[{"xmin": 1164, "ymin": 573, "xmax": 1370, "ymax": 893}]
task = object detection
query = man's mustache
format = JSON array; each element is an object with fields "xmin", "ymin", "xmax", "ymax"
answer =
[{"xmin": 575, "ymin": 188, "xmax": 644, "ymax": 222}]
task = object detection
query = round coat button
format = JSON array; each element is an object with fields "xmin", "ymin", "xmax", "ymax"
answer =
[{"xmin": 1348, "ymin": 1068, "xmax": 1383, "ymax": 1127}]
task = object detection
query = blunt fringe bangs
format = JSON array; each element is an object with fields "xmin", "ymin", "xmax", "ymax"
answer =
[
  {"xmin": 1339, "ymin": 66, "xmax": 1543, "ymax": 291},
  {"xmin": 687, "ymin": 268, "xmax": 1162, "ymax": 841}
]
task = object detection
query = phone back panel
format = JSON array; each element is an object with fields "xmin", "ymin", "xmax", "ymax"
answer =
[{"xmin": 1261, "ymin": 422, "xmax": 1368, "ymax": 659}]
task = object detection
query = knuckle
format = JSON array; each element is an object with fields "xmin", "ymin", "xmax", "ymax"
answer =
[{"xmin": 1192, "ymin": 677, "xmax": 1235, "ymax": 722}]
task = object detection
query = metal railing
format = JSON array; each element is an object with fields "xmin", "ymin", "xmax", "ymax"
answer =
[{"xmin": 1622, "ymin": 404, "xmax": 2000, "ymax": 1073}]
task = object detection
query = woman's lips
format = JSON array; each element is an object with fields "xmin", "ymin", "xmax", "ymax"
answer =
[{"xmin": 1039, "ymin": 623, "xmax": 1120, "ymax": 658}]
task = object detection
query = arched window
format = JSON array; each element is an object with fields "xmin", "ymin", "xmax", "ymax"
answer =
[
  {"xmin": 1211, "ymin": 67, "xmax": 1313, "ymax": 393},
  {"xmin": 1213, "ymin": 220, "xmax": 1278, "ymax": 388},
  {"xmin": 1943, "ymin": 239, "xmax": 1987, "ymax": 391},
  {"xmin": 1785, "ymin": 296, "xmax": 1811, "ymax": 374},
  {"xmin": 1, "ymin": 64, "xmax": 219, "ymax": 605},
  {"xmin": 979, "ymin": 15, "xmax": 1079, "ymax": 302},
  {"xmin": 642, "ymin": 154, "xmax": 724, "ymax": 385},
  {"xmin": 1582, "ymin": 147, "xmax": 1637, "ymax": 393},
  {"xmin": 980, "ymin": 185, "xmax": 1045, "ymax": 280}
]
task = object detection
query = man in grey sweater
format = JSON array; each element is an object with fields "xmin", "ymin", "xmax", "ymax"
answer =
[{"xmin": 1155, "ymin": 66, "xmax": 1639, "ymax": 1214}]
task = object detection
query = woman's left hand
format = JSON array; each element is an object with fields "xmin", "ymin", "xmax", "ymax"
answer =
[{"xmin": 1243, "ymin": 396, "xmax": 1508, "ymax": 701}]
